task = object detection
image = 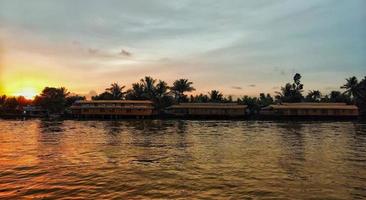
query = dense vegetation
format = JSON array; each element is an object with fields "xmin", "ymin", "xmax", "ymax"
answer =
[{"xmin": 0, "ymin": 74, "xmax": 365, "ymax": 116}]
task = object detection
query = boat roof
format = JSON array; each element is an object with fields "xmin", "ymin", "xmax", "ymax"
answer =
[
  {"xmin": 75, "ymin": 100, "xmax": 153, "ymax": 104},
  {"xmin": 168, "ymin": 103, "xmax": 247, "ymax": 109},
  {"xmin": 263, "ymin": 103, "xmax": 358, "ymax": 110}
]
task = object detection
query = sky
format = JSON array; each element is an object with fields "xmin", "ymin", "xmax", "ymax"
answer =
[{"xmin": 0, "ymin": 0, "xmax": 365, "ymax": 99}]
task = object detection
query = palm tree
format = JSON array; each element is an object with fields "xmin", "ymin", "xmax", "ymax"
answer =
[
  {"xmin": 209, "ymin": 90, "xmax": 223, "ymax": 102},
  {"xmin": 356, "ymin": 76, "xmax": 366, "ymax": 115},
  {"xmin": 154, "ymin": 80, "xmax": 173, "ymax": 110},
  {"xmin": 275, "ymin": 83, "xmax": 292, "ymax": 102},
  {"xmin": 155, "ymin": 80, "xmax": 169, "ymax": 98},
  {"xmin": 341, "ymin": 76, "xmax": 359, "ymax": 99},
  {"xmin": 189, "ymin": 94, "xmax": 209, "ymax": 103},
  {"xmin": 141, "ymin": 76, "xmax": 157, "ymax": 99},
  {"xmin": 126, "ymin": 77, "xmax": 173, "ymax": 111},
  {"xmin": 305, "ymin": 90, "xmax": 322, "ymax": 102},
  {"xmin": 170, "ymin": 79, "xmax": 195, "ymax": 103},
  {"xmin": 125, "ymin": 83, "xmax": 146, "ymax": 100},
  {"xmin": 238, "ymin": 95, "xmax": 260, "ymax": 114},
  {"xmin": 275, "ymin": 73, "xmax": 304, "ymax": 103},
  {"xmin": 259, "ymin": 93, "xmax": 274, "ymax": 107},
  {"xmin": 106, "ymin": 83, "xmax": 126, "ymax": 100},
  {"xmin": 328, "ymin": 91, "xmax": 351, "ymax": 104}
]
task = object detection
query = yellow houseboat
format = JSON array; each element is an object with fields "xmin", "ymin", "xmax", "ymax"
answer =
[
  {"xmin": 260, "ymin": 103, "xmax": 359, "ymax": 118},
  {"xmin": 166, "ymin": 103, "xmax": 248, "ymax": 118},
  {"xmin": 71, "ymin": 100, "xmax": 154, "ymax": 118}
]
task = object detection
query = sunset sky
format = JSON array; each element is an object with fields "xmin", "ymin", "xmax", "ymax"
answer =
[{"xmin": 0, "ymin": 0, "xmax": 365, "ymax": 99}]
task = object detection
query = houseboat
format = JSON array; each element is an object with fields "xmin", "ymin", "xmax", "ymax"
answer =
[
  {"xmin": 70, "ymin": 100, "xmax": 154, "ymax": 118},
  {"xmin": 260, "ymin": 103, "xmax": 359, "ymax": 119},
  {"xmin": 165, "ymin": 103, "xmax": 248, "ymax": 118}
]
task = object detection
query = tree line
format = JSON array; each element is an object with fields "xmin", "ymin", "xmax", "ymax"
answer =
[{"xmin": 0, "ymin": 74, "xmax": 365, "ymax": 116}]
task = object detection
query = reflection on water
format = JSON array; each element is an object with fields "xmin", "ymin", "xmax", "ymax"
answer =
[{"xmin": 0, "ymin": 119, "xmax": 365, "ymax": 199}]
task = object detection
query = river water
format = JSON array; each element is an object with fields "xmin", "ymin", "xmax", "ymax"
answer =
[{"xmin": 0, "ymin": 119, "xmax": 365, "ymax": 199}]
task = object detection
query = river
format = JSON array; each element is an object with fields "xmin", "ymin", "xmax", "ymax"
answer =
[{"xmin": 0, "ymin": 119, "xmax": 365, "ymax": 199}]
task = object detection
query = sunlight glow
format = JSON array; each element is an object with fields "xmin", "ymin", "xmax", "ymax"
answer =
[{"xmin": 13, "ymin": 87, "xmax": 37, "ymax": 99}]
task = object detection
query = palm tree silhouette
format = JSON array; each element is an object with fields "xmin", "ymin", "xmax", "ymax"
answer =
[
  {"xmin": 209, "ymin": 90, "xmax": 223, "ymax": 102},
  {"xmin": 126, "ymin": 83, "xmax": 146, "ymax": 100},
  {"xmin": 141, "ymin": 76, "xmax": 157, "ymax": 99},
  {"xmin": 106, "ymin": 83, "xmax": 126, "ymax": 100},
  {"xmin": 275, "ymin": 73, "xmax": 304, "ymax": 103},
  {"xmin": 341, "ymin": 76, "xmax": 359, "ymax": 98},
  {"xmin": 306, "ymin": 90, "xmax": 321, "ymax": 102},
  {"xmin": 170, "ymin": 79, "xmax": 195, "ymax": 103}
]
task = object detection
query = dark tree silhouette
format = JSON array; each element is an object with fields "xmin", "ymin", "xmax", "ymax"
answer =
[
  {"xmin": 34, "ymin": 87, "xmax": 70, "ymax": 113},
  {"xmin": 209, "ymin": 90, "xmax": 223, "ymax": 102},
  {"xmin": 170, "ymin": 79, "xmax": 195, "ymax": 103},
  {"xmin": 125, "ymin": 83, "xmax": 146, "ymax": 100},
  {"xmin": 341, "ymin": 76, "xmax": 359, "ymax": 98},
  {"xmin": 305, "ymin": 90, "xmax": 322, "ymax": 102},
  {"xmin": 106, "ymin": 83, "xmax": 126, "ymax": 100},
  {"xmin": 92, "ymin": 83, "xmax": 126, "ymax": 100},
  {"xmin": 341, "ymin": 76, "xmax": 366, "ymax": 115},
  {"xmin": 189, "ymin": 94, "xmax": 209, "ymax": 103},
  {"xmin": 126, "ymin": 76, "xmax": 173, "ymax": 112},
  {"xmin": 275, "ymin": 73, "xmax": 304, "ymax": 103},
  {"xmin": 259, "ymin": 93, "xmax": 274, "ymax": 107}
]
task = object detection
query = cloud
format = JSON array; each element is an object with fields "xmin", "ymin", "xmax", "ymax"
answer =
[
  {"xmin": 231, "ymin": 86, "xmax": 242, "ymax": 90},
  {"xmin": 119, "ymin": 49, "xmax": 132, "ymax": 57},
  {"xmin": 0, "ymin": 0, "xmax": 364, "ymax": 96}
]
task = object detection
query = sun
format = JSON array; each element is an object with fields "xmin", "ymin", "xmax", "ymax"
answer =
[{"xmin": 14, "ymin": 87, "xmax": 38, "ymax": 100}]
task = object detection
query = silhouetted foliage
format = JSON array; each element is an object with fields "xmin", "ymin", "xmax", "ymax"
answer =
[
  {"xmin": 259, "ymin": 93, "xmax": 274, "ymax": 107},
  {"xmin": 189, "ymin": 94, "xmax": 209, "ymax": 103},
  {"xmin": 356, "ymin": 77, "xmax": 366, "ymax": 115},
  {"xmin": 209, "ymin": 90, "xmax": 223, "ymax": 102},
  {"xmin": 305, "ymin": 90, "xmax": 322, "ymax": 102},
  {"xmin": 106, "ymin": 83, "xmax": 126, "ymax": 100},
  {"xmin": 238, "ymin": 96, "xmax": 259, "ymax": 115},
  {"xmin": 323, "ymin": 91, "xmax": 352, "ymax": 104},
  {"xmin": 1, "ymin": 73, "xmax": 366, "ymax": 117},
  {"xmin": 126, "ymin": 76, "xmax": 174, "ymax": 112},
  {"xmin": 0, "ymin": 95, "xmax": 6, "ymax": 106},
  {"xmin": 0, "ymin": 95, "xmax": 32, "ymax": 114},
  {"xmin": 34, "ymin": 87, "xmax": 70, "ymax": 114},
  {"xmin": 223, "ymin": 95, "xmax": 234, "ymax": 103},
  {"xmin": 341, "ymin": 76, "xmax": 366, "ymax": 115},
  {"xmin": 170, "ymin": 79, "xmax": 195, "ymax": 103},
  {"xmin": 125, "ymin": 83, "xmax": 146, "ymax": 100},
  {"xmin": 92, "ymin": 83, "xmax": 126, "ymax": 100},
  {"xmin": 154, "ymin": 80, "xmax": 174, "ymax": 111},
  {"xmin": 66, "ymin": 95, "xmax": 86, "ymax": 107},
  {"xmin": 275, "ymin": 73, "xmax": 304, "ymax": 103},
  {"xmin": 92, "ymin": 92, "xmax": 114, "ymax": 100},
  {"xmin": 341, "ymin": 76, "xmax": 359, "ymax": 99}
]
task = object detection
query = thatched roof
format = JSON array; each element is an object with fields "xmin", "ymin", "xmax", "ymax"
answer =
[
  {"xmin": 75, "ymin": 100, "xmax": 153, "ymax": 104},
  {"xmin": 263, "ymin": 103, "xmax": 358, "ymax": 110},
  {"xmin": 168, "ymin": 103, "xmax": 247, "ymax": 109}
]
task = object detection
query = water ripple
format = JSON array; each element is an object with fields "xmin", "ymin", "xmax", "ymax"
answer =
[{"xmin": 0, "ymin": 119, "xmax": 365, "ymax": 199}]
